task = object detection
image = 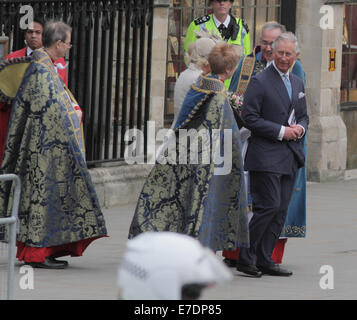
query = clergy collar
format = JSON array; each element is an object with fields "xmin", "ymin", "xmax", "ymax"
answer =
[{"xmin": 212, "ymin": 14, "xmax": 231, "ymax": 28}]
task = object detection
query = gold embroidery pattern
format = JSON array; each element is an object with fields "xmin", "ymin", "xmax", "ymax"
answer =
[
  {"xmin": 237, "ymin": 55, "xmax": 256, "ymax": 96},
  {"xmin": 282, "ymin": 225, "xmax": 306, "ymax": 237}
]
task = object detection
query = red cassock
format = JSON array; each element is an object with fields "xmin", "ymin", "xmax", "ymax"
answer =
[
  {"xmin": 222, "ymin": 238, "xmax": 287, "ymax": 264},
  {"xmin": 0, "ymin": 49, "xmax": 90, "ymax": 263}
]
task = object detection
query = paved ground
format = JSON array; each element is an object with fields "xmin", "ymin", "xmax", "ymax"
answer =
[{"xmin": 1, "ymin": 177, "xmax": 357, "ymax": 300}]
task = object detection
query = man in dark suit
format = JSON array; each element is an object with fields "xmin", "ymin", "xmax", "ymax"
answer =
[{"xmin": 236, "ymin": 32, "xmax": 309, "ymax": 277}]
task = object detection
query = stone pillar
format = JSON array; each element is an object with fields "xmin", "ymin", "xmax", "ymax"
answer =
[
  {"xmin": 295, "ymin": 0, "xmax": 347, "ymax": 182},
  {"xmin": 150, "ymin": 0, "xmax": 170, "ymax": 128}
]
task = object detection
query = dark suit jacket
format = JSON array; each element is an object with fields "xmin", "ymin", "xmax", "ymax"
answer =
[{"xmin": 242, "ymin": 64, "xmax": 309, "ymax": 174}]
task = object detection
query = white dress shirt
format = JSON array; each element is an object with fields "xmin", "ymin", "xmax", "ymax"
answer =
[
  {"xmin": 271, "ymin": 61, "xmax": 305, "ymax": 141},
  {"xmin": 26, "ymin": 46, "xmax": 34, "ymax": 56},
  {"xmin": 212, "ymin": 14, "xmax": 231, "ymax": 29}
]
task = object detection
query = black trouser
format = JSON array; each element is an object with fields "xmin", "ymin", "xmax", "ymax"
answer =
[{"xmin": 238, "ymin": 169, "xmax": 297, "ymax": 267}]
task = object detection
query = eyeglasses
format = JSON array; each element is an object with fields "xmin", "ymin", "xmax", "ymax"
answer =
[{"xmin": 61, "ymin": 40, "xmax": 72, "ymax": 48}]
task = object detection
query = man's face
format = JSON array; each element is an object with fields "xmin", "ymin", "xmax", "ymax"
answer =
[
  {"xmin": 54, "ymin": 31, "xmax": 72, "ymax": 59},
  {"xmin": 25, "ymin": 22, "xmax": 43, "ymax": 50},
  {"xmin": 58, "ymin": 31, "xmax": 72, "ymax": 58},
  {"xmin": 260, "ymin": 28, "xmax": 282, "ymax": 61},
  {"xmin": 274, "ymin": 39, "xmax": 298, "ymax": 73},
  {"xmin": 211, "ymin": 1, "xmax": 232, "ymax": 18}
]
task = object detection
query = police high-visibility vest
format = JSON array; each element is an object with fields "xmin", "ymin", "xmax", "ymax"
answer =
[{"xmin": 184, "ymin": 14, "xmax": 251, "ymax": 90}]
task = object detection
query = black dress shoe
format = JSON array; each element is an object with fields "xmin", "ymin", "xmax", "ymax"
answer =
[
  {"xmin": 258, "ymin": 265, "xmax": 293, "ymax": 277},
  {"xmin": 222, "ymin": 258, "xmax": 236, "ymax": 268},
  {"xmin": 236, "ymin": 262, "xmax": 262, "ymax": 278},
  {"xmin": 26, "ymin": 257, "xmax": 68, "ymax": 269},
  {"xmin": 47, "ymin": 256, "xmax": 69, "ymax": 266}
]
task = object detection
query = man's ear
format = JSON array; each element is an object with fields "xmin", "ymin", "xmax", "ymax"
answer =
[{"xmin": 295, "ymin": 52, "xmax": 300, "ymax": 59}]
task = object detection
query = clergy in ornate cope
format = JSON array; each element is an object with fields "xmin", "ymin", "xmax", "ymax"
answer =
[
  {"xmin": 0, "ymin": 21, "xmax": 107, "ymax": 269},
  {"xmin": 129, "ymin": 43, "xmax": 249, "ymax": 252}
]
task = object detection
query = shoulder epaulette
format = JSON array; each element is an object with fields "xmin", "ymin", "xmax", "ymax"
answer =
[
  {"xmin": 242, "ymin": 19, "xmax": 249, "ymax": 34},
  {"xmin": 194, "ymin": 14, "xmax": 210, "ymax": 26}
]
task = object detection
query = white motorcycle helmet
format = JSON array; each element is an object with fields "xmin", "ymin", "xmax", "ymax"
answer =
[{"xmin": 117, "ymin": 232, "xmax": 232, "ymax": 300}]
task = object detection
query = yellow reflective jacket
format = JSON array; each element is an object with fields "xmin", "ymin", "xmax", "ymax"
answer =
[{"xmin": 184, "ymin": 14, "xmax": 251, "ymax": 90}]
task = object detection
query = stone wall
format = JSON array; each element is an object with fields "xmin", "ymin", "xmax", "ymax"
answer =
[
  {"xmin": 296, "ymin": 0, "xmax": 347, "ymax": 182},
  {"xmin": 90, "ymin": 163, "xmax": 153, "ymax": 208},
  {"xmin": 341, "ymin": 108, "xmax": 357, "ymax": 169}
]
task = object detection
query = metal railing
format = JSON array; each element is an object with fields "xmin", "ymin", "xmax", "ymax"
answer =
[
  {"xmin": 0, "ymin": 0, "xmax": 154, "ymax": 166},
  {"xmin": 341, "ymin": 2, "xmax": 357, "ymax": 105},
  {"xmin": 0, "ymin": 174, "xmax": 21, "ymax": 300}
]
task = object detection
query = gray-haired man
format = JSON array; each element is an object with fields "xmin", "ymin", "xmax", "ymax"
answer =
[{"xmin": 236, "ymin": 33, "xmax": 309, "ymax": 277}]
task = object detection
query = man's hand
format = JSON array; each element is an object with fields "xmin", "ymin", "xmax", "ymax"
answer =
[{"xmin": 283, "ymin": 125, "xmax": 303, "ymax": 141}]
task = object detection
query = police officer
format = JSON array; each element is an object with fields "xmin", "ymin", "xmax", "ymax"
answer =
[{"xmin": 185, "ymin": 0, "xmax": 251, "ymax": 89}]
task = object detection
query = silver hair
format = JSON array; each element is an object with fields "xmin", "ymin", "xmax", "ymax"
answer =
[
  {"xmin": 261, "ymin": 21, "xmax": 286, "ymax": 34},
  {"xmin": 43, "ymin": 20, "xmax": 72, "ymax": 48},
  {"xmin": 187, "ymin": 37, "xmax": 217, "ymax": 68},
  {"xmin": 272, "ymin": 32, "xmax": 300, "ymax": 54}
]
